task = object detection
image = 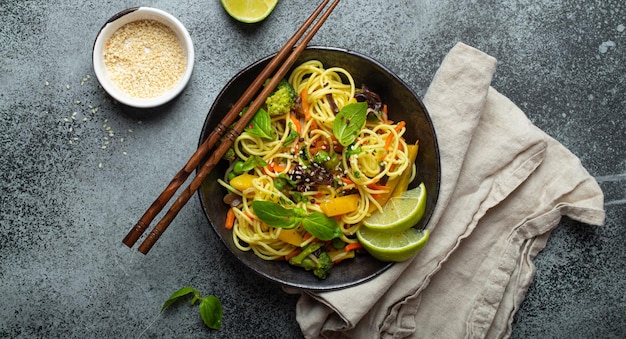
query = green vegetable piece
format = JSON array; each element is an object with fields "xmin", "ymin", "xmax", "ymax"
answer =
[
  {"xmin": 312, "ymin": 252, "xmax": 333, "ymax": 279},
  {"xmin": 301, "ymin": 212, "xmax": 343, "ymax": 241},
  {"xmin": 288, "ymin": 242, "xmax": 334, "ymax": 279},
  {"xmin": 161, "ymin": 287, "xmax": 200, "ymax": 312},
  {"xmin": 252, "ymin": 201, "xmax": 301, "ymax": 229},
  {"xmin": 333, "ymin": 102, "xmax": 368, "ymax": 146},
  {"xmin": 265, "ymin": 79, "xmax": 296, "ymax": 116},
  {"xmin": 232, "ymin": 160, "xmax": 245, "ymax": 175},
  {"xmin": 246, "ymin": 107, "xmax": 275, "ymax": 140},
  {"xmin": 199, "ymin": 296, "xmax": 223, "ymax": 330},
  {"xmin": 283, "ymin": 130, "xmax": 299, "ymax": 146},
  {"xmin": 241, "ymin": 155, "xmax": 267, "ymax": 172},
  {"xmin": 289, "ymin": 242, "xmax": 324, "ymax": 265}
]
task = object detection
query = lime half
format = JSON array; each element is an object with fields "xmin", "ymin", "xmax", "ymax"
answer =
[
  {"xmin": 357, "ymin": 227, "xmax": 430, "ymax": 262},
  {"xmin": 220, "ymin": 0, "xmax": 278, "ymax": 23},
  {"xmin": 363, "ymin": 182, "xmax": 427, "ymax": 233}
]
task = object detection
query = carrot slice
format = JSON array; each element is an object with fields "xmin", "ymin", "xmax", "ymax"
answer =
[
  {"xmin": 290, "ymin": 112, "xmax": 302, "ymax": 134},
  {"xmin": 344, "ymin": 242, "xmax": 363, "ymax": 252},
  {"xmin": 225, "ymin": 208, "xmax": 236, "ymax": 230},
  {"xmin": 394, "ymin": 121, "xmax": 406, "ymax": 133}
]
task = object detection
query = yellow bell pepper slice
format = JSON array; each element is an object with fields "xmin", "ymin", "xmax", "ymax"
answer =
[
  {"xmin": 229, "ymin": 173, "xmax": 257, "ymax": 191},
  {"xmin": 320, "ymin": 194, "xmax": 360, "ymax": 217},
  {"xmin": 278, "ymin": 229, "xmax": 304, "ymax": 246}
]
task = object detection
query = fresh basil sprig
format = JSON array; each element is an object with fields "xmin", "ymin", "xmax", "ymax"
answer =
[
  {"xmin": 251, "ymin": 201, "xmax": 343, "ymax": 240},
  {"xmin": 245, "ymin": 107, "xmax": 275, "ymax": 140},
  {"xmin": 333, "ymin": 102, "xmax": 368, "ymax": 146},
  {"xmin": 161, "ymin": 287, "xmax": 223, "ymax": 330}
]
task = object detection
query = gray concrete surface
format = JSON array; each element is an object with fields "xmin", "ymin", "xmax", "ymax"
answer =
[{"xmin": 1, "ymin": 0, "xmax": 624, "ymax": 337}]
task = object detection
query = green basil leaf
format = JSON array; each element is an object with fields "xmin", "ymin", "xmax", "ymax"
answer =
[
  {"xmin": 161, "ymin": 287, "xmax": 200, "ymax": 312},
  {"xmin": 333, "ymin": 102, "xmax": 368, "ymax": 146},
  {"xmin": 241, "ymin": 155, "xmax": 267, "ymax": 172},
  {"xmin": 252, "ymin": 201, "xmax": 301, "ymax": 229},
  {"xmin": 246, "ymin": 108, "xmax": 275, "ymax": 140},
  {"xmin": 301, "ymin": 212, "xmax": 343, "ymax": 241},
  {"xmin": 199, "ymin": 296, "xmax": 223, "ymax": 330}
]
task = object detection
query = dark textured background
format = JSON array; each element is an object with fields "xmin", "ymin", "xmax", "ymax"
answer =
[{"xmin": 1, "ymin": 1, "xmax": 624, "ymax": 337}]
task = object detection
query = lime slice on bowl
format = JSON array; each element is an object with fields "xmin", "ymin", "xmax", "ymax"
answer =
[
  {"xmin": 357, "ymin": 227, "xmax": 430, "ymax": 262},
  {"xmin": 220, "ymin": 0, "xmax": 278, "ymax": 23},
  {"xmin": 363, "ymin": 182, "xmax": 427, "ymax": 233}
]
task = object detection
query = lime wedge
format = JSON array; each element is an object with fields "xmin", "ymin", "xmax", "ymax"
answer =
[
  {"xmin": 220, "ymin": 0, "xmax": 278, "ymax": 23},
  {"xmin": 363, "ymin": 182, "xmax": 427, "ymax": 233},
  {"xmin": 356, "ymin": 227, "xmax": 430, "ymax": 262}
]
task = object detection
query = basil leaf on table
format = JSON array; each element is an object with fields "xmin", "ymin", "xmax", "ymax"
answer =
[
  {"xmin": 301, "ymin": 212, "xmax": 343, "ymax": 241},
  {"xmin": 333, "ymin": 102, "xmax": 368, "ymax": 146},
  {"xmin": 161, "ymin": 286, "xmax": 200, "ymax": 312},
  {"xmin": 199, "ymin": 296, "xmax": 223, "ymax": 330},
  {"xmin": 161, "ymin": 287, "xmax": 223, "ymax": 331},
  {"xmin": 245, "ymin": 107, "xmax": 275, "ymax": 140},
  {"xmin": 252, "ymin": 201, "xmax": 301, "ymax": 229}
]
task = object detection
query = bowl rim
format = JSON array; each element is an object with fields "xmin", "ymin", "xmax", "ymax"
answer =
[
  {"xmin": 198, "ymin": 46, "xmax": 441, "ymax": 290},
  {"xmin": 92, "ymin": 7, "xmax": 194, "ymax": 108}
]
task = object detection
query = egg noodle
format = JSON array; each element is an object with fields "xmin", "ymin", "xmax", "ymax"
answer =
[{"xmin": 218, "ymin": 60, "xmax": 412, "ymax": 264}]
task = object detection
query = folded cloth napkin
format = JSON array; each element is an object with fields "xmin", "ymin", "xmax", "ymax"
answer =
[{"xmin": 286, "ymin": 42, "xmax": 606, "ymax": 339}]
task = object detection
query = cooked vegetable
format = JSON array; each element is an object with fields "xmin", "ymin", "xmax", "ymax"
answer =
[
  {"xmin": 288, "ymin": 242, "xmax": 334, "ymax": 279},
  {"xmin": 320, "ymin": 194, "xmax": 360, "ymax": 217},
  {"xmin": 265, "ymin": 78, "xmax": 297, "ymax": 116},
  {"xmin": 229, "ymin": 173, "xmax": 257, "ymax": 191}
]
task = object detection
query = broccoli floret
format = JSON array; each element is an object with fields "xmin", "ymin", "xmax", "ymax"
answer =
[
  {"xmin": 311, "ymin": 252, "xmax": 333, "ymax": 279},
  {"xmin": 265, "ymin": 79, "xmax": 296, "ymax": 116},
  {"xmin": 288, "ymin": 242, "xmax": 334, "ymax": 279}
]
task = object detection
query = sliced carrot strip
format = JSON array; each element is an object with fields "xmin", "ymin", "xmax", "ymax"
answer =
[
  {"xmin": 225, "ymin": 208, "xmax": 236, "ymax": 230},
  {"xmin": 394, "ymin": 121, "xmax": 406, "ymax": 133},
  {"xmin": 344, "ymin": 242, "xmax": 363, "ymax": 252},
  {"xmin": 290, "ymin": 112, "xmax": 302, "ymax": 134}
]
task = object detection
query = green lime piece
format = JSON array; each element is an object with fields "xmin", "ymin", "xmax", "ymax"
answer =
[
  {"xmin": 220, "ymin": 0, "xmax": 278, "ymax": 23},
  {"xmin": 356, "ymin": 227, "xmax": 430, "ymax": 262},
  {"xmin": 363, "ymin": 182, "xmax": 427, "ymax": 233}
]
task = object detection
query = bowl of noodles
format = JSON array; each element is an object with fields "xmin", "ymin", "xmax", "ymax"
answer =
[{"xmin": 198, "ymin": 47, "xmax": 440, "ymax": 290}]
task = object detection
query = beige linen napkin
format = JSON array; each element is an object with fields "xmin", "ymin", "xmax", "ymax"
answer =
[{"xmin": 287, "ymin": 42, "xmax": 606, "ymax": 339}]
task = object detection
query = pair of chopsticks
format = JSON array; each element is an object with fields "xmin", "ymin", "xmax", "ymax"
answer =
[{"xmin": 122, "ymin": 0, "xmax": 341, "ymax": 254}]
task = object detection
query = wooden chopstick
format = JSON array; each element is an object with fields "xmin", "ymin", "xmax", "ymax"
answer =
[{"xmin": 125, "ymin": 0, "xmax": 340, "ymax": 254}]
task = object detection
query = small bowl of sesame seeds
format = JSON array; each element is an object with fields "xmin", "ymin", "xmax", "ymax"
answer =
[{"xmin": 93, "ymin": 7, "xmax": 194, "ymax": 108}]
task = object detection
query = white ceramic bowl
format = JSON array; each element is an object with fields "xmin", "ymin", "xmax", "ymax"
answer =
[{"xmin": 93, "ymin": 7, "xmax": 194, "ymax": 108}]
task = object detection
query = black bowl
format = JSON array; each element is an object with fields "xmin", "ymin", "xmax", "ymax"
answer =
[{"xmin": 198, "ymin": 47, "xmax": 440, "ymax": 291}]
